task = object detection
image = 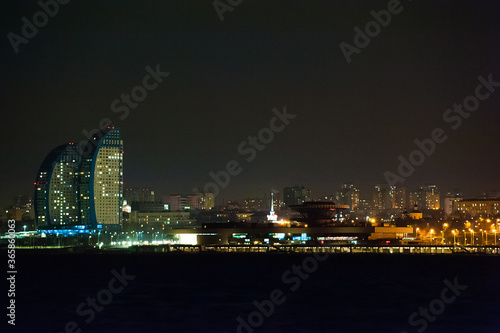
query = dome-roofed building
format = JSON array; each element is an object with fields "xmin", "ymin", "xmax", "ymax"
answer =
[{"xmin": 289, "ymin": 201, "xmax": 350, "ymax": 226}]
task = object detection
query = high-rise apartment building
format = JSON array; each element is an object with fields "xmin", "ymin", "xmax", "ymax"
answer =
[
  {"xmin": 34, "ymin": 127, "xmax": 123, "ymax": 230},
  {"xmin": 283, "ymin": 186, "xmax": 311, "ymax": 207},
  {"xmin": 336, "ymin": 183, "xmax": 360, "ymax": 210},
  {"xmin": 371, "ymin": 185, "xmax": 405, "ymax": 211},
  {"xmin": 393, "ymin": 186, "xmax": 406, "ymax": 210},
  {"xmin": 409, "ymin": 185, "xmax": 440, "ymax": 210},
  {"xmin": 444, "ymin": 192, "xmax": 462, "ymax": 215},
  {"xmin": 187, "ymin": 193, "xmax": 215, "ymax": 210},
  {"xmin": 34, "ymin": 143, "xmax": 80, "ymax": 228},
  {"xmin": 425, "ymin": 185, "xmax": 440, "ymax": 210}
]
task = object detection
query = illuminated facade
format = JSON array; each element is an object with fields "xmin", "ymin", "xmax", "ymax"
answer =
[
  {"xmin": 444, "ymin": 192, "xmax": 462, "ymax": 215},
  {"xmin": 456, "ymin": 198, "xmax": 500, "ymax": 216},
  {"xmin": 34, "ymin": 127, "xmax": 123, "ymax": 230},
  {"xmin": 34, "ymin": 143, "xmax": 80, "ymax": 228},
  {"xmin": 165, "ymin": 193, "xmax": 215, "ymax": 211},
  {"xmin": 290, "ymin": 201, "xmax": 350, "ymax": 226},
  {"xmin": 408, "ymin": 189, "xmax": 424, "ymax": 209},
  {"xmin": 425, "ymin": 185, "xmax": 440, "ymax": 210},
  {"xmin": 267, "ymin": 192, "xmax": 278, "ymax": 222},
  {"xmin": 336, "ymin": 183, "xmax": 360, "ymax": 210},
  {"xmin": 409, "ymin": 185, "xmax": 440, "ymax": 210},
  {"xmin": 91, "ymin": 129, "xmax": 123, "ymax": 226}
]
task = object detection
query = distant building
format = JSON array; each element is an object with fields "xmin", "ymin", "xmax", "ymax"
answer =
[
  {"xmin": 372, "ymin": 185, "xmax": 392, "ymax": 210},
  {"xmin": 409, "ymin": 185, "xmax": 440, "ymax": 210},
  {"xmin": 128, "ymin": 211, "xmax": 196, "ymax": 231},
  {"xmin": 6, "ymin": 196, "xmax": 34, "ymax": 223},
  {"xmin": 444, "ymin": 192, "xmax": 463, "ymax": 215},
  {"xmin": 241, "ymin": 198, "xmax": 266, "ymax": 211},
  {"xmin": 290, "ymin": 201, "xmax": 350, "ymax": 226},
  {"xmin": 131, "ymin": 201, "xmax": 169, "ymax": 212},
  {"xmin": 335, "ymin": 183, "xmax": 360, "ymax": 210},
  {"xmin": 408, "ymin": 189, "xmax": 424, "ymax": 210},
  {"xmin": 164, "ymin": 194, "xmax": 188, "ymax": 211},
  {"xmin": 124, "ymin": 188, "xmax": 155, "ymax": 203},
  {"xmin": 456, "ymin": 198, "xmax": 500, "ymax": 216},
  {"xmin": 409, "ymin": 205, "xmax": 423, "ymax": 220},
  {"xmin": 202, "ymin": 193, "xmax": 215, "ymax": 210},
  {"xmin": 283, "ymin": 186, "xmax": 311, "ymax": 207},
  {"xmin": 425, "ymin": 185, "xmax": 440, "ymax": 210},
  {"xmin": 368, "ymin": 226, "xmax": 414, "ymax": 241},
  {"xmin": 164, "ymin": 193, "xmax": 214, "ymax": 211},
  {"xmin": 187, "ymin": 192, "xmax": 215, "ymax": 210},
  {"xmin": 393, "ymin": 186, "xmax": 406, "ymax": 210}
]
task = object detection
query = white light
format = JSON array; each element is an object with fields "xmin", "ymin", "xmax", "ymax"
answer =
[{"xmin": 178, "ymin": 234, "xmax": 197, "ymax": 245}]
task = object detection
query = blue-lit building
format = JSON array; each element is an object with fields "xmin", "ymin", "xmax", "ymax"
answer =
[{"xmin": 34, "ymin": 127, "xmax": 123, "ymax": 232}]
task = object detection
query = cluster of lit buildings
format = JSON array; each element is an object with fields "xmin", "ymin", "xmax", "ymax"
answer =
[{"xmin": 1, "ymin": 126, "xmax": 500, "ymax": 249}]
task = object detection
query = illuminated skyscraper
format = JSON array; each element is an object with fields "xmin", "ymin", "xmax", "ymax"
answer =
[
  {"xmin": 34, "ymin": 127, "xmax": 123, "ymax": 230},
  {"xmin": 336, "ymin": 183, "xmax": 360, "ymax": 210},
  {"xmin": 393, "ymin": 186, "xmax": 406, "ymax": 210},
  {"xmin": 84, "ymin": 127, "xmax": 123, "ymax": 227},
  {"xmin": 34, "ymin": 143, "xmax": 80, "ymax": 228},
  {"xmin": 425, "ymin": 185, "xmax": 440, "ymax": 210},
  {"xmin": 409, "ymin": 185, "xmax": 440, "ymax": 210}
]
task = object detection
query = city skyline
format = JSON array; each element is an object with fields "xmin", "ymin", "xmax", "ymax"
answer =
[
  {"xmin": 1, "ymin": 1, "xmax": 500, "ymax": 207},
  {"xmin": 3, "ymin": 121, "xmax": 500, "ymax": 208},
  {"xmin": 2, "ymin": 2, "xmax": 500, "ymax": 332}
]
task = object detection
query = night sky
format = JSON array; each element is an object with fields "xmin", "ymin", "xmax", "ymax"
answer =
[{"xmin": 1, "ymin": 0, "xmax": 499, "ymax": 206}]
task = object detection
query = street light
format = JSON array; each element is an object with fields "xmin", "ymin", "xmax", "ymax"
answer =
[
  {"xmin": 469, "ymin": 229, "xmax": 474, "ymax": 246},
  {"xmin": 430, "ymin": 229, "xmax": 435, "ymax": 245},
  {"xmin": 23, "ymin": 225, "xmax": 27, "ymax": 232},
  {"xmin": 452, "ymin": 230, "xmax": 456, "ymax": 246}
]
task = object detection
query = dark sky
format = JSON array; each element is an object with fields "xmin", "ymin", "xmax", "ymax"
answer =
[{"xmin": 1, "ymin": 0, "xmax": 499, "ymax": 205}]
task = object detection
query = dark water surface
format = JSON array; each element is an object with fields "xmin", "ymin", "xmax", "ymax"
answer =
[{"xmin": 6, "ymin": 251, "xmax": 500, "ymax": 332}]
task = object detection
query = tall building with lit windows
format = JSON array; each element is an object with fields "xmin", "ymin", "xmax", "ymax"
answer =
[
  {"xmin": 34, "ymin": 127, "xmax": 123, "ymax": 231},
  {"xmin": 336, "ymin": 183, "xmax": 360, "ymax": 210},
  {"xmin": 34, "ymin": 143, "xmax": 80, "ymax": 228},
  {"xmin": 425, "ymin": 185, "xmax": 440, "ymax": 210},
  {"xmin": 408, "ymin": 185, "xmax": 440, "ymax": 210}
]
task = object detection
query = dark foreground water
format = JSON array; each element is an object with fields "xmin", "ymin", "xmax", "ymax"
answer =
[{"xmin": 4, "ymin": 251, "xmax": 500, "ymax": 333}]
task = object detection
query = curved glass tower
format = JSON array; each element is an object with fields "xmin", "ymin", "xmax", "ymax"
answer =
[
  {"xmin": 34, "ymin": 127, "xmax": 123, "ymax": 231},
  {"xmin": 80, "ymin": 127, "xmax": 123, "ymax": 229},
  {"xmin": 34, "ymin": 143, "xmax": 80, "ymax": 228}
]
